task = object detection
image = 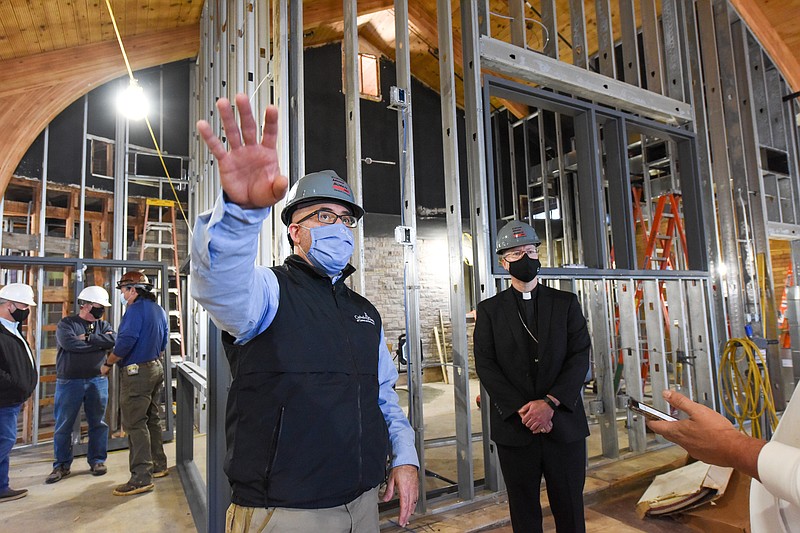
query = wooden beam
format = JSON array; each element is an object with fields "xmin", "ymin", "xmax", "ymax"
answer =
[
  {"xmin": 0, "ymin": 23, "xmax": 200, "ymax": 199},
  {"xmin": 361, "ymin": 22, "xmax": 396, "ymax": 61},
  {"xmin": 729, "ymin": 0, "xmax": 800, "ymax": 92},
  {"xmin": 303, "ymin": 0, "xmax": 393, "ymax": 29},
  {"xmin": 498, "ymin": 99, "xmax": 529, "ymax": 120}
]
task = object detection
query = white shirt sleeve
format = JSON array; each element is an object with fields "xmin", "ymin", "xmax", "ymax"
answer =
[
  {"xmin": 751, "ymin": 383, "xmax": 800, "ymax": 532},
  {"xmin": 757, "ymin": 440, "xmax": 800, "ymax": 508}
]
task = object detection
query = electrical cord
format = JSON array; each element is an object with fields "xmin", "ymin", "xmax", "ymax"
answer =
[
  {"xmin": 718, "ymin": 337, "xmax": 779, "ymax": 439},
  {"xmin": 104, "ymin": 0, "xmax": 192, "ymax": 237}
]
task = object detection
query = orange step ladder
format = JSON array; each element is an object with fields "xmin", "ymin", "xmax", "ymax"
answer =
[{"xmin": 139, "ymin": 198, "xmax": 185, "ymax": 361}]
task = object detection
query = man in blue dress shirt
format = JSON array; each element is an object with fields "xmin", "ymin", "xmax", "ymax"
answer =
[{"xmin": 192, "ymin": 94, "xmax": 419, "ymax": 532}]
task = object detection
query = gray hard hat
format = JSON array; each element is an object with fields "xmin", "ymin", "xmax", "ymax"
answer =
[
  {"xmin": 280, "ymin": 170, "xmax": 364, "ymax": 225},
  {"xmin": 495, "ymin": 220, "xmax": 541, "ymax": 254}
]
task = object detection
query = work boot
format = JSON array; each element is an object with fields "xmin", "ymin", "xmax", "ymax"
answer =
[
  {"xmin": 90, "ymin": 462, "xmax": 107, "ymax": 476},
  {"xmin": 112, "ymin": 481, "xmax": 154, "ymax": 496},
  {"xmin": 153, "ymin": 468, "xmax": 169, "ymax": 478},
  {"xmin": 0, "ymin": 488, "xmax": 27, "ymax": 502},
  {"xmin": 45, "ymin": 465, "xmax": 71, "ymax": 484}
]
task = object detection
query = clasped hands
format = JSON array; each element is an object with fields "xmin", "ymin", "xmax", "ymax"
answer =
[{"xmin": 518, "ymin": 400, "xmax": 554, "ymax": 434}]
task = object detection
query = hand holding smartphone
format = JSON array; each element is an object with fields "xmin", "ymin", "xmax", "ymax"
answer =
[{"xmin": 627, "ymin": 397, "xmax": 678, "ymax": 422}]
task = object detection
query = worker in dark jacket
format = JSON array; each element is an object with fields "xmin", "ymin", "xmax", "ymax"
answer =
[
  {"xmin": 46, "ymin": 285, "xmax": 116, "ymax": 484},
  {"xmin": 0, "ymin": 283, "xmax": 38, "ymax": 503},
  {"xmin": 474, "ymin": 221, "xmax": 591, "ymax": 533}
]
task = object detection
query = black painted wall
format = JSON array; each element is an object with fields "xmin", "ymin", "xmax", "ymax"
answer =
[
  {"xmin": 15, "ymin": 60, "xmax": 191, "ymax": 200},
  {"xmin": 304, "ymin": 44, "xmax": 470, "ymax": 215}
]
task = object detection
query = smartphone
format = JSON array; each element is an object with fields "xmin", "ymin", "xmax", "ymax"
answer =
[{"xmin": 627, "ymin": 397, "xmax": 678, "ymax": 422}]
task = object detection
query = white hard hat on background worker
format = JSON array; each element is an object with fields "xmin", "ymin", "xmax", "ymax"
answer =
[
  {"xmin": 77, "ymin": 286, "xmax": 112, "ymax": 307},
  {"xmin": 0, "ymin": 283, "xmax": 37, "ymax": 306}
]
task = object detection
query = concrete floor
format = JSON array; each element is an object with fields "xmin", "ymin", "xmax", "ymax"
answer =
[
  {"xmin": 4, "ymin": 440, "xmax": 195, "ymax": 532},
  {"xmin": 5, "ymin": 438, "xmax": 693, "ymax": 532},
  {"xmin": 3, "ymin": 379, "xmax": 696, "ymax": 532}
]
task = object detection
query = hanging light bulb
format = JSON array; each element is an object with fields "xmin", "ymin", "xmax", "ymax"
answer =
[{"xmin": 117, "ymin": 79, "xmax": 149, "ymax": 120}]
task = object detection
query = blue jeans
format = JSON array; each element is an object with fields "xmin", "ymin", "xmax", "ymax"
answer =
[
  {"xmin": 0, "ymin": 404, "xmax": 22, "ymax": 492},
  {"xmin": 53, "ymin": 377, "xmax": 109, "ymax": 468}
]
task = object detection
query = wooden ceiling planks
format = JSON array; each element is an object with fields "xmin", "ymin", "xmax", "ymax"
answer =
[
  {"xmin": 303, "ymin": 0, "xmax": 393, "ymax": 29},
  {"xmin": 731, "ymin": 0, "xmax": 800, "ymax": 91},
  {"xmin": 756, "ymin": 0, "xmax": 800, "ymax": 54},
  {"xmin": 39, "ymin": 1, "xmax": 67, "ymax": 52},
  {"xmin": 178, "ymin": 0, "xmax": 200, "ymax": 26},
  {"xmin": 55, "ymin": 0, "xmax": 81, "ymax": 48},
  {"xmin": 0, "ymin": 2, "xmax": 26, "ymax": 61},
  {"xmin": 10, "ymin": 2, "xmax": 42, "ymax": 58},
  {"xmin": 72, "ymin": 0, "xmax": 95, "ymax": 46}
]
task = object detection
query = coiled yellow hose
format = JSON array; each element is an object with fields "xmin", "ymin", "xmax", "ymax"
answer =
[{"xmin": 719, "ymin": 337, "xmax": 779, "ymax": 439}]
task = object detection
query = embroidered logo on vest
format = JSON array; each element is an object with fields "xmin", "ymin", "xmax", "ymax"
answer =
[{"xmin": 354, "ymin": 312, "xmax": 375, "ymax": 325}]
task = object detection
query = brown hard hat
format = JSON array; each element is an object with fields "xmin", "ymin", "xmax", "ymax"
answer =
[{"xmin": 116, "ymin": 271, "xmax": 153, "ymax": 291}]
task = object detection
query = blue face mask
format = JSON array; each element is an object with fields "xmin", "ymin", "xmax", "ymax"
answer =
[{"xmin": 302, "ymin": 224, "xmax": 354, "ymax": 276}]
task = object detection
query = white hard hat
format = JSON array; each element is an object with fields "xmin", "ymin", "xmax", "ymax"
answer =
[
  {"xmin": 77, "ymin": 286, "xmax": 111, "ymax": 307},
  {"xmin": 0, "ymin": 283, "xmax": 37, "ymax": 306}
]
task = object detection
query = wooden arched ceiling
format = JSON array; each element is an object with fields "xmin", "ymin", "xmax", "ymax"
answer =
[
  {"xmin": 0, "ymin": 25, "xmax": 200, "ymax": 197},
  {"xmin": 0, "ymin": 1, "xmax": 205, "ymax": 198}
]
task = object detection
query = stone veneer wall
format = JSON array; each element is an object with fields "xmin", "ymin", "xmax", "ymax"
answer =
[{"xmin": 363, "ymin": 233, "xmax": 476, "ymax": 380}]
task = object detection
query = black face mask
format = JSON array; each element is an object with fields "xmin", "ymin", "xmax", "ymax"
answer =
[
  {"xmin": 11, "ymin": 306, "xmax": 30, "ymax": 323},
  {"xmin": 507, "ymin": 255, "xmax": 541, "ymax": 283},
  {"xmin": 89, "ymin": 306, "xmax": 105, "ymax": 319}
]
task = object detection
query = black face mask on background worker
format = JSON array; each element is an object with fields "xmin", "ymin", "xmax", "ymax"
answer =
[{"xmin": 10, "ymin": 304, "xmax": 30, "ymax": 323}]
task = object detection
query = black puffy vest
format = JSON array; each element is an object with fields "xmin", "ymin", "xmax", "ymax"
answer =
[{"xmin": 222, "ymin": 256, "xmax": 389, "ymax": 509}]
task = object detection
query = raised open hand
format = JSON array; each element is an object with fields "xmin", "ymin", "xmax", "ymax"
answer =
[{"xmin": 197, "ymin": 93, "xmax": 288, "ymax": 209}]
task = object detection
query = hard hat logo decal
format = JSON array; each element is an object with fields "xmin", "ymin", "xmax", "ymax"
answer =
[
  {"xmin": 331, "ymin": 177, "xmax": 351, "ymax": 195},
  {"xmin": 512, "ymin": 226, "xmax": 526, "ymax": 238}
]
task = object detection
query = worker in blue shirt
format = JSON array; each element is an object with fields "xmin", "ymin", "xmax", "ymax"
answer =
[
  {"xmin": 192, "ymin": 93, "xmax": 419, "ymax": 532},
  {"xmin": 101, "ymin": 271, "xmax": 169, "ymax": 497}
]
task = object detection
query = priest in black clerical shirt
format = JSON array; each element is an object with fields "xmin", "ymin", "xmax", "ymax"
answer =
[{"xmin": 474, "ymin": 220, "xmax": 592, "ymax": 533}]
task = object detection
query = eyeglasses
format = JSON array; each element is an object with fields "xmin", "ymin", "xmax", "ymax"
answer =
[
  {"xmin": 296, "ymin": 209, "xmax": 358, "ymax": 228},
  {"xmin": 503, "ymin": 248, "xmax": 539, "ymax": 262}
]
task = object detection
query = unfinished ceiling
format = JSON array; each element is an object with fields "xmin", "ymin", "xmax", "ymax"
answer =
[{"xmin": 0, "ymin": 0, "xmax": 798, "ymax": 196}]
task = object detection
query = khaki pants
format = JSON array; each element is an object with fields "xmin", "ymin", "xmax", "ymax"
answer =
[
  {"xmin": 225, "ymin": 487, "xmax": 379, "ymax": 533},
  {"xmin": 119, "ymin": 360, "xmax": 167, "ymax": 485}
]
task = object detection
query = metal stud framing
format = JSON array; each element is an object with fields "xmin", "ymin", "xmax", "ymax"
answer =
[
  {"xmin": 436, "ymin": 0, "xmax": 473, "ymax": 502},
  {"xmin": 460, "ymin": 0, "xmax": 500, "ymax": 491},
  {"xmin": 729, "ymin": 14, "xmax": 785, "ymax": 406},
  {"xmin": 343, "ymin": 0, "xmax": 365, "ymax": 293},
  {"xmin": 394, "ymin": 0, "xmax": 426, "ymax": 511},
  {"xmin": 177, "ymin": 0, "xmax": 800, "ymax": 521}
]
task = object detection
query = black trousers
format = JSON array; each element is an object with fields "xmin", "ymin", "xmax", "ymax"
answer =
[{"xmin": 496, "ymin": 437, "xmax": 586, "ymax": 533}]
